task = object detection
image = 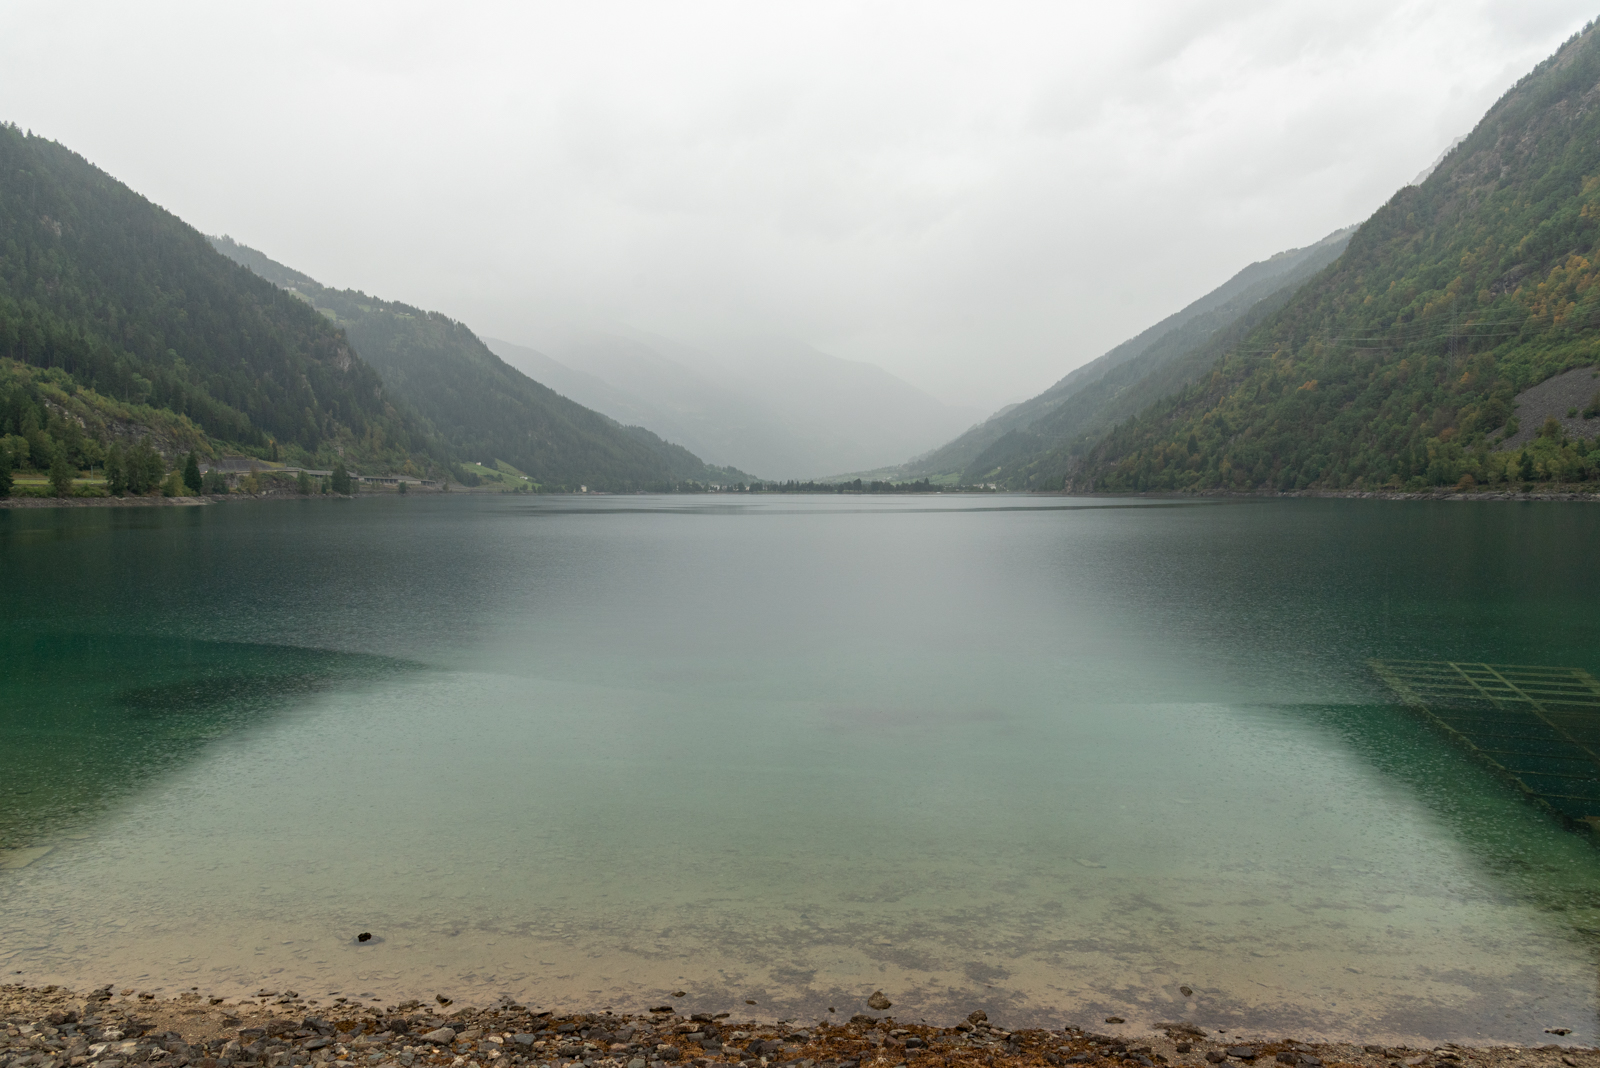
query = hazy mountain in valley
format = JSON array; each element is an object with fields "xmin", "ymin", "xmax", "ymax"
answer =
[
  {"xmin": 486, "ymin": 329, "xmax": 980, "ymax": 480},
  {"xmin": 211, "ymin": 237, "xmax": 753, "ymax": 490}
]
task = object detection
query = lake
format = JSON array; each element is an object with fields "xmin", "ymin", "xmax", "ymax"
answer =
[{"xmin": 2, "ymin": 494, "xmax": 1598, "ymax": 1045}]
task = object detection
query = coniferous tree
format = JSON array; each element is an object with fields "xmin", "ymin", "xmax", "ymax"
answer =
[
  {"xmin": 48, "ymin": 445, "xmax": 74, "ymax": 497},
  {"xmin": 0, "ymin": 443, "xmax": 11, "ymax": 498},
  {"xmin": 296, "ymin": 470, "xmax": 312, "ymax": 495},
  {"xmin": 104, "ymin": 443, "xmax": 127, "ymax": 496},
  {"xmin": 331, "ymin": 464, "xmax": 352, "ymax": 495},
  {"xmin": 182, "ymin": 451, "xmax": 202, "ymax": 494}
]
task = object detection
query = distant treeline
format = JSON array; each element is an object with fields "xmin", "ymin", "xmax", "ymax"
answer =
[{"xmin": 724, "ymin": 478, "xmax": 990, "ymax": 494}]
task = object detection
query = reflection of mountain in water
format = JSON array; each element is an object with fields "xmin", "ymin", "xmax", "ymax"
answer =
[{"xmin": 0, "ymin": 633, "xmax": 415, "ymax": 851}]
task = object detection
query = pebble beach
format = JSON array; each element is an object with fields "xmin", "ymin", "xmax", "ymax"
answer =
[{"xmin": 1, "ymin": 987, "xmax": 1592, "ymax": 1068}]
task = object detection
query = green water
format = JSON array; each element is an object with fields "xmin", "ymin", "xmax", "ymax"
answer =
[{"xmin": 1, "ymin": 495, "xmax": 1598, "ymax": 1043}]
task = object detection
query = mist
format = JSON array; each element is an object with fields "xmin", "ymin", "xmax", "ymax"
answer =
[{"xmin": 1, "ymin": 1, "xmax": 1593, "ymax": 417}]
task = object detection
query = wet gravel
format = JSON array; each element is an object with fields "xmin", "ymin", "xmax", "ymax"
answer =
[{"xmin": 2, "ymin": 986, "xmax": 1593, "ymax": 1068}]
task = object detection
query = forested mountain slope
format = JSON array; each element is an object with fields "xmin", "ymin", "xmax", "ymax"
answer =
[
  {"xmin": 911, "ymin": 227, "xmax": 1353, "ymax": 486},
  {"xmin": 211, "ymin": 238, "xmax": 752, "ymax": 489},
  {"xmin": 1073, "ymin": 23, "xmax": 1600, "ymax": 493},
  {"xmin": 0, "ymin": 123, "xmax": 433, "ymax": 471}
]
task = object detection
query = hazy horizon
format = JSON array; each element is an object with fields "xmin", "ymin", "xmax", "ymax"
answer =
[{"xmin": 2, "ymin": 1, "xmax": 1595, "ymax": 414}]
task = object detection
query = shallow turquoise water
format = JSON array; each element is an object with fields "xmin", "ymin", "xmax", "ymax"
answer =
[{"xmin": 1, "ymin": 495, "xmax": 1598, "ymax": 1043}]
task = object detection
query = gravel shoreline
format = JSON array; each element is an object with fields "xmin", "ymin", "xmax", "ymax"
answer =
[{"xmin": 2, "ymin": 987, "xmax": 1591, "ymax": 1068}]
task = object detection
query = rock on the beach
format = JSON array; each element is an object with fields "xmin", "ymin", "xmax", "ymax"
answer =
[
  {"xmin": 1227, "ymin": 1048, "xmax": 1258, "ymax": 1060},
  {"xmin": 867, "ymin": 992, "xmax": 892, "ymax": 1011},
  {"xmin": 418, "ymin": 1028, "xmax": 456, "ymax": 1045}
]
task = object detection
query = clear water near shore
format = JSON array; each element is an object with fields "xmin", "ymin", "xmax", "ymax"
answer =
[{"xmin": 2, "ymin": 495, "xmax": 1598, "ymax": 1044}]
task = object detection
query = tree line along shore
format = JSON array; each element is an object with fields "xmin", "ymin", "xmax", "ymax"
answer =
[{"xmin": 0, "ymin": 441, "xmax": 372, "ymax": 503}]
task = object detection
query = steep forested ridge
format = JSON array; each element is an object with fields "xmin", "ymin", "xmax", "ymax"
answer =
[
  {"xmin": 1075, "ymin": 24, "xmax": 1600, "ymax": 492},
  {"xmin": 0, "ymin": 123, "xmax": 433, "ymax": 469},
  {"xmin": 916, "ymin": 227, "xmax": 1352, "ymax": 487},
  {"xmin": 210, "ymin": 238, "xmax": 753, "ymax": 490}
]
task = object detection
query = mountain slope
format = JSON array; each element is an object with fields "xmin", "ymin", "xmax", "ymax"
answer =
[
  {"xmin": 901, "ymin": 227, "xmax": 1354, "ymax": 483},
  {"xmin": 1074, "ymin": 22, "xmax": 1600, "ymax": 493},
  {"xmin": 211, "ymin": 238, "xmax": 751, "ymax": 490},
  {"xmin": 0, "ymin": 123, "xmax": 432, "ymax": 469},
  {"xmin": 487, "ymin": 329, "xmax": 978, "ymax": 480}
]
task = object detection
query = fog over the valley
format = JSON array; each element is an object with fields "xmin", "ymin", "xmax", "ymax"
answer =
[{"xmin": 2, "ymin": 1, "xmax": 1594, "ymax": 422}]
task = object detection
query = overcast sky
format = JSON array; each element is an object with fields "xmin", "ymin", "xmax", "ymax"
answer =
[{"xmin": 3, "ymin": 2, "xmax": 1596, "ymax": 411}]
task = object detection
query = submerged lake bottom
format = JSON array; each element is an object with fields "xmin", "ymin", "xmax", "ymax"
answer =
[{"xmin": 1, "ymin": 495, "xmax": 1598, "ymax": 1045}]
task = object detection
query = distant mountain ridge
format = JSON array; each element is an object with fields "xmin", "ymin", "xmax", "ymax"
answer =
[
  {"xmin": 897, "ymin": 226, "xmax": 1355, "ymax": 485},
  {"xmin": 211, "ymin": 237, "xmax": 752, "ymax": 490}
]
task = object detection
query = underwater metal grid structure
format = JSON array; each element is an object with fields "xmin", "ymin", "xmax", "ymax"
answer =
[{"xmin": 1370, "ymin": 660, "xmax": 1600, "ymax": 833}]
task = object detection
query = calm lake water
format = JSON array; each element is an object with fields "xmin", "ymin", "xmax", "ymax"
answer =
[{"xmin": 2, "ymin": 495, "xmax": 1598, "ymax": 1044}]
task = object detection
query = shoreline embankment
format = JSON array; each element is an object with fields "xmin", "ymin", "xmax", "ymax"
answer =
[{"xmin": 4, "ymin": 485, "xmax": 1600, "ymax": 510}]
